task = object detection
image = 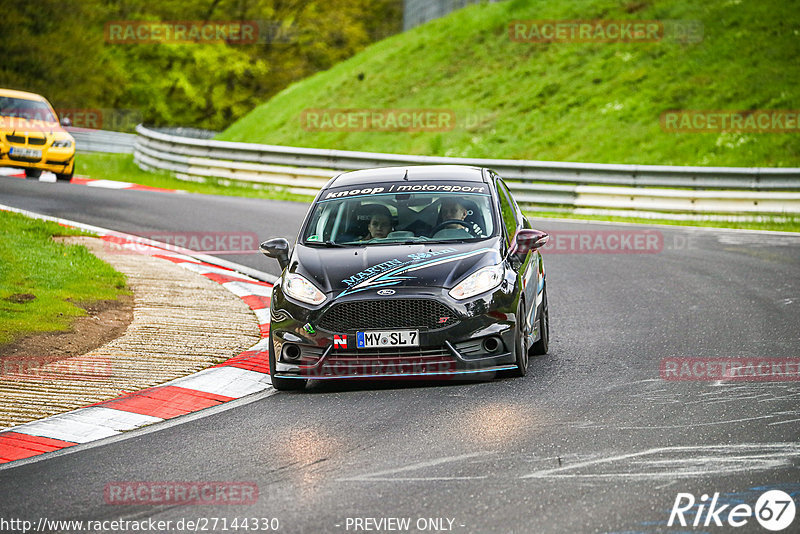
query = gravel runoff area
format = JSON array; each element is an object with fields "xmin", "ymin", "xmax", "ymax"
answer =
[{"xmin": 0, "ymin": 237, "xmax": 261, "ymax": 429}]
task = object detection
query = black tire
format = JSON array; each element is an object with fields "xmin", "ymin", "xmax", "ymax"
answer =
[
  {"xmin": 269, "ymin": 334, "xmax": 307, "ymax": 391},
  {"xmin": 24, "ymin": 168, "xmax": 42, "ymax": 179},
  {"xmin": 531, "ymin": 284, "xmax": 549, "ymax": 355},
  {"xmin": 55, "ymin": 171, "xmax": 73, "ymax": 182},
  {"xmin": 503, "ymin": 298, "xmax": 529, "ymax": 378}
]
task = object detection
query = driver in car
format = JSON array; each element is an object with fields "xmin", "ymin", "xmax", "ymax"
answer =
[
  {"xmin": 438, "ymin": 198, "xmax": 484, "ymax": 237},
  {"xmin": 441, "ymin": 198, "xmax": 468, "ymax": 224}
]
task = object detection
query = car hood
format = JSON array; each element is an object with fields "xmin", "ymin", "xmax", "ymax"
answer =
[
  {"xmin": 0, "ymin": 116, "xmax": 69, "ymax": 137},
  {"xmin": 291, "ymin": 238, "xmax": 503, "ymax": 297}
]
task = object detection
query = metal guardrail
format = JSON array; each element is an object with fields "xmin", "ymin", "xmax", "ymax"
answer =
[
  {"xmin": 403, "ymin": 0, "xmax": 503, "ymax": 31},
  {"xmin": 68, "ymin": 127, "xmax": 137, "ymax": 154},
  {"xmin": 134, "ymin": 124, "xmax": 800, "ymax": 214}
]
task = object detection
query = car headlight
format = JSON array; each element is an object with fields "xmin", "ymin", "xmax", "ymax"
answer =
[
  {"xmin": 52, "ymin": 138, "xmax": 73, "ymax": 148},
  {"xmin": 449, "ymin": 264, "xmax": 504, "ymax": 300},
  {"xmin": 283, "ymin": 273, "xmax": 326, "ymax": 305}
]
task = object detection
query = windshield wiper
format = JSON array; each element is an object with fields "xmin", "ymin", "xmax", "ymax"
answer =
[
  {"xmin": 305, "ymin": 240, "xmax": 349, "ymax": 247},
  {"xmin": 423, "ymin": 238, "xmax": 478, "ymax": 244}
]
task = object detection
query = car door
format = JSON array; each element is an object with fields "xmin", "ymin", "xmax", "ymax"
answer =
[{"xmin": 494, "ymin": 174, "xmax": 539, "ymax": 331}]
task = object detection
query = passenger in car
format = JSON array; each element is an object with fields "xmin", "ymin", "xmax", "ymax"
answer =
[{"xmin": 360, "ymin": 205, "xmax": 393, "ymax": 240}]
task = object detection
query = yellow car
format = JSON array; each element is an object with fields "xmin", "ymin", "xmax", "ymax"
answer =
[{"xmin": 0, "ymin": 88, "xmax": 75, "ymax": 181}]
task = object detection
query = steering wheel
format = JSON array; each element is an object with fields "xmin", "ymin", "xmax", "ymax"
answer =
[{"xmin": 430, "ymin": 219, "xmax": 477, "ymax": 237}]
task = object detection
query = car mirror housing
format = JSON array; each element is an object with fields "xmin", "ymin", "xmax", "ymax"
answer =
[
  {"xmin": 60, "ymin": 117, "xmax": 72, "ymax": 127},
  {"xmin": 510, "ymin": 229, "xmax": 549, "ymax": 257},
  {"xmin": 260, "ymin": 238, "xmax": 291, "ymax": 270}
]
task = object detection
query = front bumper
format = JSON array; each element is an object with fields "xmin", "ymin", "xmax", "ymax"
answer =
[
  {"xmin": 270, "ymin": 283, "xmax": 520, "ymax": 380},
  {"xmin": 0, "ymin": 142, "xmax": 75, "ymax": 174}
]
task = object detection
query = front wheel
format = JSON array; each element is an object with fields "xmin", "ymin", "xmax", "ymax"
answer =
[
  {"xmin": 531, "ymin": 285, "xmax": 549, "ymax": 355},
  {"xmin": 55, "ymin": 171, "xmax": 73, "ymax": 182},
  {"xmin": 269, "ymin": 334, "xmax": 307, "ymax": 391},
  {"xmin": 503, "ymin": 299, "xmax": 529, "ymax": 378},
  {"xmin": 24, "ymin": 168, "xmax": 42, "ymax": 179}
]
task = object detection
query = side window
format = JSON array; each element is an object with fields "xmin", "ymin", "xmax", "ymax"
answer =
[
  {"xmin": 499, "ymin": 178, "xmax": 524, "ymax": 227},
  {"xmin": 496, "ymin": 178, "xmax": 519, "ymax": 247}
]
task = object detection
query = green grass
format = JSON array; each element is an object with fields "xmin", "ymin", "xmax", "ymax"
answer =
[
  {"xmin": 218, "ymin": 0, "xmax": 800, "ymax": 167},
  {"xmin": 75, "ymin": 153, "xmax": 315, "ymax": 202},
  {"xmin": 525, "ymin": 211, "xmax": 800, "ymax": 232},
  {"xmin": 0, "ymin": 210, "xmax": 130, "ymax": 346}
]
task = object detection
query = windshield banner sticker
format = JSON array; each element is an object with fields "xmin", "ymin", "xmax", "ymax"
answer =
[{"xmin": 322, "ymin": 183, "xmax": 488, "ymax": 201}]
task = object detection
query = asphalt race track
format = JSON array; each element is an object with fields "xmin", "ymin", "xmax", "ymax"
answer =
[{"xmin": 2, "ymin": 177, "xmax": 799, "ymax": 533}]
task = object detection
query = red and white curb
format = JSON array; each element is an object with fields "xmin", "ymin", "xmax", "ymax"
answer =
[
  {"xmin": 0, "ymin": 168, "xmax": 25, "ymax": 178},
  {"xmin": 1, "ymin": 167, "xmax": 176, "ymax": 192},
  {"xmin": 0, "ymin": 206, "xmax": 275, "ymax": 465},
  {"xmin": 71, "ymin": 177, "xmax": 177, "ymax": 192}
]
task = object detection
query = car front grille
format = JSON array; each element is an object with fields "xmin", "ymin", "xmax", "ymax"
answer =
[
  {"xmin": 27, "ymin": 136, "xmax": 46, "ymax": 146},
  {"xmin": 329, "ymin": 346, "xmax": 453, "ymax": 360},
  {"xmin": 6, "ymin": 134, "xmax": 25, "ymax": 144},
  {"xmin": 319, "ymin": 346, "xmax": 457, "ymax": 376},
  {"xmin": 316, "ymin": 299, "xmax": 458, "ymax": 332}
]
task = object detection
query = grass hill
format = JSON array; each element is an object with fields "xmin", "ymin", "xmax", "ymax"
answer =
[{"xmin": 218, "ymin": 0, "xmax": 799, "ymax": 167}]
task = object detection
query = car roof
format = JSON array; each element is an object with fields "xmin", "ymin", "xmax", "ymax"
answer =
[
  {"xmin": 327, "ymin": 165, "xmax": 488, "ymax": 188},
  {"xmin": 0, "ymin": 88, "xmax": 49, "ymax": 102}
]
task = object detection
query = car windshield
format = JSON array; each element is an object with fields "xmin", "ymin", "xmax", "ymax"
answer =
[
  {"xmin": 302, "ymin": 183, "xmax": 496, "ymax": 245},
  {"xmin": 0, "ymin": 97, "xmax": 57, "ymax": 122}
]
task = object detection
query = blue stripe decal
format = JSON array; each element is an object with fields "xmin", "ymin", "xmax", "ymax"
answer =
[
  {"xmin": 278, "ymin": 365, "xmax": 519, "ymax": 380},
  {"xmin": 336, "ymin": 248, "xmax": 494, "ymax": 298}
]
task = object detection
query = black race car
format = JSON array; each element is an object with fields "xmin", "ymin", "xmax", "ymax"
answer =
[{"xmin": 260, "ymin": 165, "xmax": 550, "ymax": 390}]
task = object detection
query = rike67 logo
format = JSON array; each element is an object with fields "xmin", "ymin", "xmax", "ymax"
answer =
[{"xmin": 669, "ymin": 490, "xmax": 796, "ymax": 531}]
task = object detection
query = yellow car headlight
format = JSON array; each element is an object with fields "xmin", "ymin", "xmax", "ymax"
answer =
[{"xmin": 51, "ymin": 138, "xmax": 73, "ymax": 148}]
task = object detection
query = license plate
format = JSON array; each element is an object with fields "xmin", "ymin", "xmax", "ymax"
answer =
[
  {"xmin": 10, "ymin": 147, "xmax": 41, "ymax": 158},
  {"xmin": 356, "ymin": 330, "xmax": 419, "ymax": 349}
]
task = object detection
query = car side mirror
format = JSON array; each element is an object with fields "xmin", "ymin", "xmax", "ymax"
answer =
[
  {"xmin": 510, "ymin": 229, "xmax": 549, "ymax": 257},
  {"xmin": 260, "ymin": 238, "xmax": 291, "ymax": 270},
  {"xmin": 60, "ymin": 117, "xmax": 72, "ymax": 127}
]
